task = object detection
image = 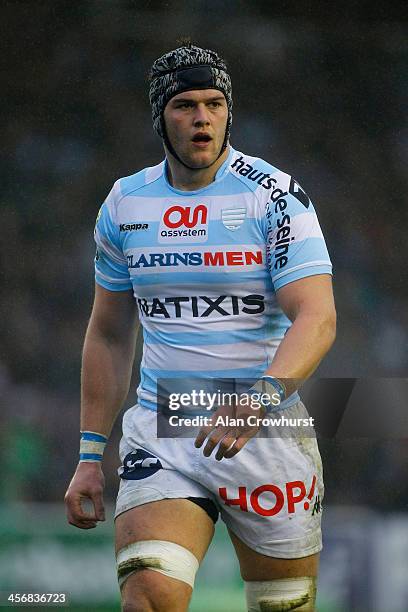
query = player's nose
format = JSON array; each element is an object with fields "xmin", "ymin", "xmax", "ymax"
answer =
[{"xmin": 193, "ymin": 103, "xmax": 210, "ymax": 126}]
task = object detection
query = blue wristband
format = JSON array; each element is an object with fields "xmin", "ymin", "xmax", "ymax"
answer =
[
  {"xmin": 260, "ymin": 376, "xmax": 286, "ymax": 403},
  {"xmin": 248, "ymin": 376, "xmax": 286, "ymax": 413},
  {"xmin": 79, "ymin": 431, "xmax": 107, "ymax": 462}
]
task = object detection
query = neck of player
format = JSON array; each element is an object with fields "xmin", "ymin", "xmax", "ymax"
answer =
[{"xmin": 165, "ymin": 145, "xmax": 229, "ymax": 191}]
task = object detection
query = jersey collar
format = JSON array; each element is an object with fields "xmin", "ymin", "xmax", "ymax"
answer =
[{"xmin": 163, "ymin": 146, "xmax": 235, "ymax": 195}]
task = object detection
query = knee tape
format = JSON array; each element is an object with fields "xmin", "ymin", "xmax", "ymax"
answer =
[
  {"xmin": 245, "ymin": 577, "xmax": 317, "ymax": 611},
  {"xmin": 116, "ymin": 540, "xmax": 199, "ymax": 589}
]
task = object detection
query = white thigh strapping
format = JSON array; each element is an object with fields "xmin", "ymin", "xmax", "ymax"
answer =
[
  {"xmin": 116, "ymin": 540, "xmax": 199, "ymax": 589},
  {"xmin": 245, "ymin": 577, "xmax": 317, "ymax": 611}
]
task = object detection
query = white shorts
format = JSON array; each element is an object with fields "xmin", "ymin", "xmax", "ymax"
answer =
[{"xmin": 115, "ymin": 402, "xmax": 323, "ymax": 559}]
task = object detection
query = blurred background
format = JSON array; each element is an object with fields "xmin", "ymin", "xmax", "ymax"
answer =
[{"xmin": 1, "ymin": 1, "xmax": 407, "ymax": 610}]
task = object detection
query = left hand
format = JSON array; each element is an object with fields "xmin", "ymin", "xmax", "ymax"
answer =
[{"xmin": 194, "ymin": 400, "xmax": 265, "ymax": 461}]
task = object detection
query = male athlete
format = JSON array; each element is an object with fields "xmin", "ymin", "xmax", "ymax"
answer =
[{"xmin": 65, "ymin": 43, "xmax": 336, "ymax": 612}]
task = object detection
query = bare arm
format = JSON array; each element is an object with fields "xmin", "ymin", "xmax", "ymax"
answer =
[
  {"xmin": 195, "ymin": 274, "xmax": 336, "ymax": 460},
  {"xmin": 80, "ymin": 284, "xmax": 138, "ymax": 435},
  {"xmin": 65, "ymin": 284, "xmax": 138, "ymax": 529},
  {"xmin": 266, "ymin": 274, "xmax": 336, "ymax": 396}
]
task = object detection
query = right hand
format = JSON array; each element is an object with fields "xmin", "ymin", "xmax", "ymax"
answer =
[
  {"xmin": 194, "ymin": 400, "xmax": 264, "ymax": 461},
  {"xmin": 64, "ymin": 462, "xmax": 106, "ymax": 529}
]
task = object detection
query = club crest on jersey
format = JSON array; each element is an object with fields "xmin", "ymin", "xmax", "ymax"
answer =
[{"xmin": 221, "ymin": 207, "xmax": 246, "ymax": 231}]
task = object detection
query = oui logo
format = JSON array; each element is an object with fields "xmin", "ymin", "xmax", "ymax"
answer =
[
  {"xmin": 163, "ymin": 204, "xmax": 207, "ymax": 228},
  {"xmin": 159, "ymin": 202, "xmax": 209, "ymax": 243}
]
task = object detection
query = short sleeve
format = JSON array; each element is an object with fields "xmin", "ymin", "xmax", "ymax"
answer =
[
  {"xmin": 265, "ymin": 174, "xmax": 332, "ymax": 291},
  {"xmin": 94, "ymin": 184, "xmax": 133, "ymax": 292}
]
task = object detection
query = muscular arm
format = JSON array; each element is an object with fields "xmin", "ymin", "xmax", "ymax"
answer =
[
  {"xmin": 195, "ymin": 274, "xmax": 336, "ymax": 460},
  {"xmin": 265, "ymin": 274, "xmax": 336, "ymax": 396},
  {"xmin": 65, "ymin": 284, "xmax": 138, "ymax": 529},
  {"xmin": 81, "ymin": 283, "xmax": 139, "ymax": 435}
]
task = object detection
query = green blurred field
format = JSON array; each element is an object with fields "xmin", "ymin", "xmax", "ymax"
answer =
[{"xmin": 0, "ymin": 504, "xmax": 340, "ymax": 611}]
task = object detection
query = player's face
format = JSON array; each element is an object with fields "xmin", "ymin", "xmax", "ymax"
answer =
[{"xmin": 163, "ymin": 89, "xmax": 228, "ymax": 168}]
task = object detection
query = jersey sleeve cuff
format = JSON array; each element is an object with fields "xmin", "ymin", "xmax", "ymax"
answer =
[
  {"xmin": 95, "ymin": 275, "xmax": 133, "ymax": 292},
  {"xmin": 273, "ymin": 263, "xmax": 333, "ymax": 291}
]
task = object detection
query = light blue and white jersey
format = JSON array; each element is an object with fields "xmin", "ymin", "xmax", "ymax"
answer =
[{"xmin": 94, "ymin": 147, "xmax": 332, "ymax": 411}]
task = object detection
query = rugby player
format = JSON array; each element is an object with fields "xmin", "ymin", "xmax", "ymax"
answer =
[{"xmin": 65, "ymin": 43, "xmax": 336, "ymax": 612}]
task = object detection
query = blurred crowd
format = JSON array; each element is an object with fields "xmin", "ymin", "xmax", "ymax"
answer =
[{"xmin": 1, "ymin": 2, "xmax": 407, "ymax": 507}]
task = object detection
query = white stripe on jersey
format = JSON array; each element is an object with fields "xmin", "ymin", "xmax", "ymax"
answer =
[
  {"xmin": 114, "ymin": 192, "xmax": 259, "ymax": 223},
  {"xmin": 95, "ymin": 228, "xmax": 127, "ymax": 265},
  {"xmin": 267, "ymin": 212, "xmax": 325, "ymax": 247},
  {"xmin": 143, "ymin": 339, "xmax": 274, "ymax": 372},
  {"xmin": 96, "ymin": 269, "xmax": 132, "ymax": 285},
  {"xmin": 273, "ymin": 260, "xmax": 332, "ymax": 283}
]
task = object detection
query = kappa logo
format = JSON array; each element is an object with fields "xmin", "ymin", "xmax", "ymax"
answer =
[
  {"xmin": 120, "ymin": 222, "xmax": 149, "ymax": 232},
  {"xmin": 221, "ymin": 207, "xmax": 246, "ymax": 231},
  {"xmin": 159, "ymin": 203, "xmax": 209, "ymax": 244},
  {"xmin": 120, "ymin": 449, "xmax": 163, "ymax": 480}
]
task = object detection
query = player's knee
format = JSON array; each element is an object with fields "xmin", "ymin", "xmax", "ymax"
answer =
[
  {"xmin": 245, "ymin": 576, "xmax": 317, "ymax": 611},
  {"xmin": 121, "ymin": 594, "xmax": 153, "ymax": 612},
  {"xmin": 117, "ymin": 540, "xmax": 198, "ymax": 611},
  {"xmin": 121, "ymin": 570, "xmax": 189, "ymax": 612}
]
